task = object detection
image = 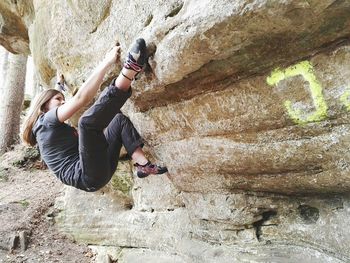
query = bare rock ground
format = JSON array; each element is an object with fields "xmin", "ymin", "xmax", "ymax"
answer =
[{"xmin": 0, "ymin": 144, "xmax": 94, "ymax": 262}]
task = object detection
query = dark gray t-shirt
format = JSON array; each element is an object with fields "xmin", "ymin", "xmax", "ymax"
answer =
[{"xmin": 32, "ymin": 107, "xmax": 80, "ymax": 186}]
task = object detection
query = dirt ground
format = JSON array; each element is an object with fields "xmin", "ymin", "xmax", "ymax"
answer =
[{"xmin": 0, "ymin": 144, "xmax": 95, "ymax": 263}]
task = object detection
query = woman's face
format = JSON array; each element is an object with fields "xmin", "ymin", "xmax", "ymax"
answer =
[{"xmin": 45, "ymin": 93, "xmax": 65, "ymax": 112}]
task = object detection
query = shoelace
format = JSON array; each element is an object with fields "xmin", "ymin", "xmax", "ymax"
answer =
[{"xmin": 124, "ymin": 55, "xmax": 143, "ymax": 72}]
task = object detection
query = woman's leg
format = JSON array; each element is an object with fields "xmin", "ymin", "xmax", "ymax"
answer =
[
  {"xmin": 104, "ymin": 113, "xmax": 145, "ymax": 175},
  {"xmin": 116, "ymin": 38, "xmax": 148, "ymax": 90},
  {"xmin": 78, "ymin": 39, "xmax": 147, "ymax": 191},
  {"xmin": 104, "ymin": 113, "xmax": 168, "ymax": 179}
]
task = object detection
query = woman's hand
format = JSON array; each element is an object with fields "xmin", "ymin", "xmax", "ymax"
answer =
[
  {"xmin": 56, "ymin": 44, "xmax": 122, "ymax": 123},
  {"xmin": 103, "ymin": 45, "xmax": 121, "ymax": 67}
]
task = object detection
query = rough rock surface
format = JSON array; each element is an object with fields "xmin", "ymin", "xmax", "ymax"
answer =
[{"xmin": 1, "ymin": 0, "xmax": 350, "ymax": 262}]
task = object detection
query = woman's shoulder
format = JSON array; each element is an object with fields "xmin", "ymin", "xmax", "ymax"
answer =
[
  {"xmin": 38, "ymin": 108, "xmax": 61, "ymax": 126},
  {"xmin": 32, "ymin": 113, "xmax": 45, "ymax": 129},
  {"xmin": 33, "ymin": 108, "xmax": 58, "ymax": 130}
]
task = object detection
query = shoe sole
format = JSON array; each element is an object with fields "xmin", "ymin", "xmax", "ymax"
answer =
[{"xmin": 136, "ymin": 169, "xmax": 168, "ymax": 178}]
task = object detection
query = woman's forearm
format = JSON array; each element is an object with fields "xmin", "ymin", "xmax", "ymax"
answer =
[
  {"xmin": 55, "ymin": 46, "xmax": 120, "ymax": 123},
  {"xmin": 74, "ymin": 46, "xmax": 120, "ymax": 105},
  {"xmin": 74, "ymin": 61, "xmax": 111, "ymax": 105}
]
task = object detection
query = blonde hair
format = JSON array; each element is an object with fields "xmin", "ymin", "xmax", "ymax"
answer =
[{"xmin": 22, "ymin": 89, "xmax": 63, "ymax": 146}]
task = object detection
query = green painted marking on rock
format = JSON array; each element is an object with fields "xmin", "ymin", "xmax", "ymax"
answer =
[{"xmin": 267, "ymin": 61, "xmax": 328, "ymax": 125}]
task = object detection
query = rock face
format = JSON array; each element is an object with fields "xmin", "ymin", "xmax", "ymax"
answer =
[
  {"xmin": 1, "ymin": 0, "xmax": 350, "ymax": 262},
  {"xmin": 0, "ymin": 1, "xmax": 32, "ymax": 54}
]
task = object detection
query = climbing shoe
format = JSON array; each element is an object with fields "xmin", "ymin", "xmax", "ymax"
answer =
[
  {"xmin": 134, "ymin": 161, "xmax": 168, "ymax": 178},
  {"xmin": 124, "ymin": 38, "xmax": 148, "ymax": 73}
]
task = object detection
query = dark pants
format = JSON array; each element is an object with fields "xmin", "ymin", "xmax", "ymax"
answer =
[{"xmin": 76, "ymin": 80, "xmax": 143, "ymax": 191}]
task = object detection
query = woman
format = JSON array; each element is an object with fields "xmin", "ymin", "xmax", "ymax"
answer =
[{"xmin": 22, "ymin": 39, "xmax": 167, "ymax": 192}]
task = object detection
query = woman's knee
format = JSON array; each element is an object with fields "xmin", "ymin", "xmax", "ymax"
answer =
[
  {"xmin": 111, "ymin": 113, "xmax": 132, "ymax": 128},
  {"xmin": 78, "ymin": 113, "xmax": 105, "ymax": 131},
  {"xmin": 115, "ymin": 113, "xmax": 128, "ymax": 121},
  {"xmin": 78, "ymin": 115, "xmax": 89, "ymax": 130}
]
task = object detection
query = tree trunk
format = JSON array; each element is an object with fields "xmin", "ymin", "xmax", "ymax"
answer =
[
  {"xmin": 0, "ymin": 46, "xmax": 9, "ymax": 88},
  {"xmin": 0, "ymin": 52, "xmax": 27, "ymax": 155}
]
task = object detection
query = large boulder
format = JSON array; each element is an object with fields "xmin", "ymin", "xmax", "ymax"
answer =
[
  {"xmin": 2, "ymin": 0, "xmax": 350, "ymax": 261},
  {"xmin": 135, "ymin": 46, "xmax": 350, "ymax": 195},
  {"xmin": 21, "ymin": 0, "xmax": 350, "ymax": 195}
]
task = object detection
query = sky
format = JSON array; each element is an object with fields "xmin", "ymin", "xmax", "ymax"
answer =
[{"xmin": 25, "ymin": 56, "xmax": 34, "ymax": 96}]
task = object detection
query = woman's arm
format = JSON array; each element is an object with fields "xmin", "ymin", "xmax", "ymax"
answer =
[{"xmin": 57, "ymin": 46, "xmax": 120, "ymax": 122}]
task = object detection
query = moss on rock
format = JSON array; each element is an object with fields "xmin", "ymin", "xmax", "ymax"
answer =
[{"xmin": 109, "ymin": 161, "xmax": 134, "ymax": 196}]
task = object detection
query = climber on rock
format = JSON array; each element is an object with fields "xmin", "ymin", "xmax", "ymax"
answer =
[{"xmin": 22, "ymin": 38, "xmax": 168, "ymax": 192}]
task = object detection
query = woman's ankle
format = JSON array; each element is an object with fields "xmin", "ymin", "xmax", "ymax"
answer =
[
  {"xmin": 114, "ymin": 67, "xmax": 137, "ymax": 90},
  {"xmin": 131, "ymin": 147, "xmax": 148, "ymax": 165},
  {"xmin": 121, "ymin": 67, "xmax": 137, "ymax": 80}
]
